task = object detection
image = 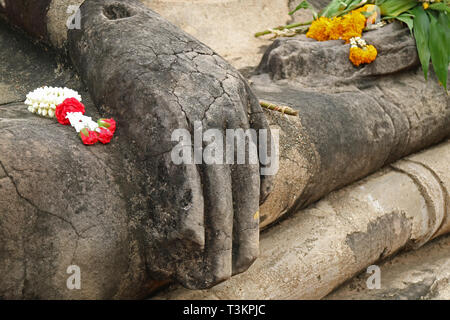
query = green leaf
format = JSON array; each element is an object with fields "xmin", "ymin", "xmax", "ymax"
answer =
[
  {"xmin": 428, "ymin": 11, "xmax": 449, "ymax": 89},
  {"xmin": 428, "ymin": 3, "xmax": 450, "ymax": 13},
  {"xmin": 333, "ymin": 0, "xmax": 371, "ymax": 17},
  {"xmin": 320, "ymin": 0, "xmax": 344, "ymax": 17},
  {"xmin": 377, "ymin": 0, "xmax": 418, "ymax": 17},
  {"xmin": 289, "ymin": 0, "xmax": 315, "ymax": 15},
  {"xmin": 437, "ymin": 10, "xmax": 450, "ymax": 64},
  {"xmin": 396, "ymin": 13, "xmax": 414, "ymax": 34},
  {"xmin": 411, "ymin": 6, "xmax": 431, "ymax": 80},
  {"xmin": 320, "ymin": 0, "xmax": 359, "ymax": 17}
]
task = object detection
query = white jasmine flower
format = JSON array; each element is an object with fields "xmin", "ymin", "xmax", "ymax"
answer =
[
  {"xmin": 350, "ymin": 37, "xmax": 370, "ymax": 49},
  {"xmin": 25, "ymin": 86, "xmax": 82, "ymax": 118},
  {"xmin": 66, "ymin": 112, "xmax": 99, "ymax": 133}
]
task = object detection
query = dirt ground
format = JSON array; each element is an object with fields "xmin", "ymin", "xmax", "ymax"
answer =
[{"xmin": 144, "ymin": 0, "xmax": 309, "ymax": 71}]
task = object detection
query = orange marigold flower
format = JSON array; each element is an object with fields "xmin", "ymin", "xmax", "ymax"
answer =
[
  {"xmin": 306, "ymin": 17, "xmax": 332, "ymax": 41},
  {"xmin": 349, "ymin": 45, "xmax": 378, "ymax": 66},
  {"xmin": 340, "ymin": 11, "xmax": 367, "ymax": 42},
  {"xmin": 328, "ymin": 17, "xmax": 345, "ymax": 40},
  {"xmin": 307, "ymin": 6, "xmax": 374, "ymax": 42}
]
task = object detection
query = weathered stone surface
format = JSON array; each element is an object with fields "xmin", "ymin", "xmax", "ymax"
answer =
[
  {"xmin": 255, "ymin": 68, "xmax": 449, "ymax": 227},
  {"xmin": 1, "ymin": 0, "xmax": 51, "ymax": 42},
  {"xmin": 140, "ymin": 2, "xmax": 449, "ymax": 232},
  {"xmin": 0, "ymin": 20, "xmax": 79, "ymax": 105},
  {"xmin": 326, "ymin": 234, "xmax": 450, "ymax": 300},
  {"xmin": 252, "ymin": 22, "xmax": 449, "ymax": 227},
  {"xmin": 0, "ymin": 22, "xmax": 156, "ymax": 299},
  {"xmin": 47, "ymin": 0, "xmax": 85, "ymax": 48},
  {"xmin": 155, "ymin": 140, "xmax": 450, "ymax": 300},
  {"xmin": 1, "ymin": 0, "xmax": 449, "ymax": 299},
  {"xmin": 0, "ymin": 103, "xmax": 131, "ymax": 299},
  {"xmin": 67, "ymin": 0, "xmax": 274, "ymax": 290},
  {"xmin": 258, "ymin": 22, "xmax": 419, "ymax": 86}
]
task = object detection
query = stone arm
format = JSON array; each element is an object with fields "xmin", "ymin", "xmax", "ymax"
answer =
[{"xmin": 0, "ymin": 0, "xmax": 274, "ymax": 291}]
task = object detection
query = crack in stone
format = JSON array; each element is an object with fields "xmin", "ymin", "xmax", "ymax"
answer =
[
  {"xmin": 0, "ymin": 159, "xmax": 81, "ymax": 238},
  {"xmin": 0, "ymin": 100, "xmax": 25, "ymax": 107},
  {"xmin": 0, "ymin": 158, "xmax": 84, "ymax": 297}
]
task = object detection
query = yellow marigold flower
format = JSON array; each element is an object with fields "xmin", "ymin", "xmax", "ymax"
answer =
[
  {"xmin": 349, "ymin": 45, "xmax": 378, "ymax": 66},
  {"xmin": 328, "ymin": 17, "xmax": 345, "ymax": 40},
  {"xmin": 340, "ymin": 11, "xmax": 367, "ymax": 42},
  {"xmin": 307, "ymin": 7, "xmax": 373, "ymax": 43},
  {"xmin": 306, "ymin": 17, "xmax": 332, "ymax": 41},
  {"xmin": 423, "ymin": 2, "xmax": 430, "ymax": 9}
]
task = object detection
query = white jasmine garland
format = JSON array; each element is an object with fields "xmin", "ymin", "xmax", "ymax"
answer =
[
  {"xmin": 66, "ymin": 112, "xmax": 99, "ymax": 133},
  {"xmin": 25, "ymin": 86, "xmax": 82, "ymax": 118},
  {"xmin": 26, "ymin": 86, "xmax": 116, "ymax": 145}
]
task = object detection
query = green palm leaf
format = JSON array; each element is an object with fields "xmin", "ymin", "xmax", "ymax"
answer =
[
  {"xmin": 377, "ymin": 0, "xmax": 418, "ymax": 17},
  {"xmin": 427, "ymin": 11, "xmax": 449, "ymax": 89},
  {"xmin": 411, "ymin": 6, "xmax": 431, "ymax": 80}
]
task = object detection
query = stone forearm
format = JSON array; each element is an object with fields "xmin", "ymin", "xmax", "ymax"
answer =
[
  {"xmin": 0, "ymin": 0, "xmax": 84, "ymax": 48},
  {"xmin": 254, "ymin": 22, "xmax": 450, "ymax": 228},
  {"xmin": 257, "ymin": 70, "xmax": 450, "ymax": 228}
]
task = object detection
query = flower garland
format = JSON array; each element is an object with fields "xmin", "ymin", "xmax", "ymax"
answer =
[
  {"xmin": 349, "ymin": 37, "xmax": 378, "ymax": 66},
  {"xmin": 306, "ymin": 4, "xmax": 378, "ymax": 66},
  {"xmin": 25, "ymin": 87, "xmax": 116, "ymax": 146},
  {"xmin": 25, "ymin": 86, "xmax": 82, "ymax": 118},
  {"xmin": 306, "ymin": 8, "xmax": 369, "ymax": 42}
]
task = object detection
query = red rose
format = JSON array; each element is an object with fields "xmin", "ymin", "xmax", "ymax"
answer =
[
  {"xmin": 97, "ymin": 118, "xmax": 116, "ymax": 134},
  {"xmin": 79, "ymin": 128, "xmax": 99, "ymax": 145},
  {"xmin": 55, "ymin": 98, "xmax": 85, "ymax": 125},
  {"xmin": 97, "ymin": 127, "xmax": 114, "ymax": 144}
]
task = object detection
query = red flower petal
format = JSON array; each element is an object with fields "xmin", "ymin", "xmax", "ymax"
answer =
[
  {"xmin": 56, "ymin": 98, "xmax": 85, "ymax": 125},
  {"xmin": 97, "ymin": 118, "xmax": 116, "ymax": 134},
  {"xmin": 97, "ymin": 127, "xmax": 114, "ymax": 144},
  {"xmin": 79, "ymin": 129, "xmax": 99, "ymax": 145}
]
